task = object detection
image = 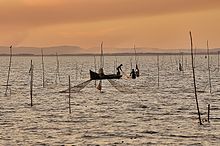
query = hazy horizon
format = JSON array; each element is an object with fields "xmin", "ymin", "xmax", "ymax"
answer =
[{"xmin": 0, "ymin": 45, "xmax": 220, "ymax": 55}]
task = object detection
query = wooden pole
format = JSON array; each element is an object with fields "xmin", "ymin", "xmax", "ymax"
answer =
[
  {"xmin": 100, "ymin": 42, "xmax": 104, "ymax": 68},
  {"xmin": 178, "ymin": 53, "xmax": 181, "ymax": 71},
  {"xmin": 5, "ymin": 46, "xmax": 12, "ymax": 96},
  {"xmin": 157, "ymin": 54, "xmax": 160, "ymax": 88},
  {"xmin": 75, "ymin": 62, "xmax": 78, "ymax": 80},
  {"xmin": 41, "ymin": 49, "xmax": 45, "ymax": 88},
  {"xmin": 185, "ymin": 57, "xmax": 188, "ymax": 70},
  {"xmin": 30, "ymin": 60, "xmax": 33, "ymax": 107},
  {"xmin": 94, "ymin": 56, "xmax": 97, "ymax": 86},
  {"xmin": 134, "ymin": 44, "xmax": 137, "ymax": 65},
  {"xmin": 99, "ymin": 80, "xmax": 102, "ymax": 93},
  {"xmin": 194, "ymin": 46, "xmax": 197, "ymax": 67},
  {"xmin": 208, "ymin": 104, "xmax": 210, "ymax": 123},
  {"xmin": 181, "ymin": 52, "xmax": 184, "ymax": 72},
  {"xmin": 189, "ymin": 31, "xmax": 202, "ymax": 125},
  {"xmin": 55, "ymin": 53, "xmax": 58, "ymax": 84},
  {"xmin": 207, "ymin": 41, "xmax": 209, "ymax": 70},
  {"xmin": 68, "ymin": 75, "xmax": 71, "ymax": 114},
  {"xmin": 130, "ymin": 57, "xmax": 132, "ymax": 71},
  {"xmin": 169, "ymin": 56, "xmax": 173, "ymax": 70},
  {"xmin": 80, "ymin": 63, "xmax": 83, "ymax": 79},
  {"xmin": 207, "ymin": 40, "xmax": 212, "ymax": 93},
  {"xmin": 55, "ymin": 52, "xmax": 60, "ymax": 84},
  {"xmin": 115, "ymin": 57, "xmax": 118, "ymax": 67},
  {"xmin": 175, "ymin": 55, "xmax": 178, "ymax": 71},
  {"xmin": 94, "ymin": 56, "xmax": 97, "ymax": 72},
  {"xmin": 114, "ymin": 60, "xmax": 116, "ymax": 74},
  {"xmin": 218, "ymin": 51, "xmax": 220, "ymax": 72}
]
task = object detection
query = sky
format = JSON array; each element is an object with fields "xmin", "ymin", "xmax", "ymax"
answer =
[{"xmin": 0, "ymin": 0, "xmax": 220, "ymax": 52}]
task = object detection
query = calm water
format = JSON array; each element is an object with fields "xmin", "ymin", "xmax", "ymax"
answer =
[{"xmin": 0, "ymin": 55, "xmax": 220, "ymax": 145}]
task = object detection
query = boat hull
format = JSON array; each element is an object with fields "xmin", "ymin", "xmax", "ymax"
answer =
[{"xmin": 90, "ymin": 70, "xmax": 122, "ymax": 80}]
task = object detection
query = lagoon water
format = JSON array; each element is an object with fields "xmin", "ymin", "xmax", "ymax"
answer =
[{"xmin": 0, "ymin": 55, "xmax": 220, "ymax": 145}]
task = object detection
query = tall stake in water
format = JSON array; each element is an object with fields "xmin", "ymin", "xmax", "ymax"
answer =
[
  {"xmin": 189, "ymin": 31, "xmax": 202, "ymax": 125},
  {"xmin": 114, "ymin": 56, "xmax": 118, "ymax": 74},
  {"xmin": 181, "ymin": 52, "xmax": 184, "ymax": 72},
  {"xmin": 218, "ymin": 51, "xmax": 220, "ymax": 72},
  {"xmin": 115, "ymin": 56, "xmax": 118, "ymax": 67},
  {"xmin": 100, "ymin": 42, "xmax": 104, "ymax": 68},
  {"xmin": 157, "ymin": 54, "xmax": 160, "ymax": 88},
  {"xmin": 94, "ymin": 56, "xmax": 97, "ymax": 86},
  {"xmin": 194, "ymin": 46, "xmax": 197, "ymax": 66},
  {"xmin": 114, "ymin": 60, "xmax": 116, "ymax": 74},
  {"xmin": 41, "ymin": 49, "xmax": 45, "ymax": 88},
  {"xmin": 97, "ymin": 42, "xmax": 104, "ymax": 93},
  {"xmin": 169, "ymin": 56, "xmax": 173, "ymax": 70},
  {"xmin": 5, "ymin": 46, "xmax": 12, "ymax": 96},
  {"xmin": 134, "ymin": 44, "xmax": 137, "ymax": 65},
  {"xmin": 94, "ymin": 56, "xmax": 97, "ymax": 72},
  {"xmin": 30, "ymin": 60, "xmax": 34, "ymax": 107},
  {"xmin": 68, "ymin": 75, "xmax": 71, "ymax": 114},
  {"xmin": 79, "ymin": 63, "xmax": 83, "ymax": 79},
  {"xmin": 75, "ymin": 62, "xmax": 78, "ymax": 80},
  {"xmin": 130, "ymin": 57, "xmax": 132, "ymax": 71},
  {"xmin": 55, "ymin": 52, "xmax": 60, "ymax": 84},
  {"xmin": 208, "ymin": 104, "xmax": 210, "ymax": 123},
  {"xmin": 207, "ymin": 40, "xmax": 212, "ymax": 93}
]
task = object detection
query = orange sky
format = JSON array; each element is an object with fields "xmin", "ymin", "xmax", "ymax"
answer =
[{"xmin": 0, "ymin": 0, "xmax": 220, "ymax": 51}]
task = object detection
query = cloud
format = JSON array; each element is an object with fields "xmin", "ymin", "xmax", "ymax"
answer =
[
  {"xmin": 0, "ymin": 0, "xmax": 220, "ymax": 48},
  {"xmin": 0, "ymin": 0, "xmax": 220, "ymax": 28}
]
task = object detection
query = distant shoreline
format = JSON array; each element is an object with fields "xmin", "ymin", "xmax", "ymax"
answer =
[{"xmin": 0, "ymin": 52, "xmax": 218, "ymax": 56}]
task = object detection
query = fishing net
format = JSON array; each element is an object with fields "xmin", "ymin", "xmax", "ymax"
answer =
[
  {"xmin": 108, "ymin": 79, "xmax": 135, "ymax": 94},
  {"xmin": 59, "ymin": 79, "xmax": 92, "ymax": 93}
]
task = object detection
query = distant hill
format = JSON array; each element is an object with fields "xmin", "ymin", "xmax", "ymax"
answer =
[
  {"xmin": 0, "ymin": 45, "xmax": 84, "ymax": 55},
  {"xmin": 0, "ymin": 45, "xmax": 220, "ymax": 55}
]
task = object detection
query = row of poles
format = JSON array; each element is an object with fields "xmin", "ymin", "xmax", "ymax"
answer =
[
  {"xmin": 31, "ymin": 57, "xmax": 72, "ymax": 112},
  {"xmin": 4, "ymin": 47, "xmax": 61, "ymax": 105},
  {"xmin": 3, "ymin": 47, "xmax": 75, "ymax": 114},
  {"xmin": 2, "ymin": 35, "xmax": 216, "ymax": 120},
  {"xmin": 190, "ymin": 31, "xmax": 211, "ymax": 125},
  {"xmin": 156, "ymin": 32, "xmax": 213, "ymax": 124}
]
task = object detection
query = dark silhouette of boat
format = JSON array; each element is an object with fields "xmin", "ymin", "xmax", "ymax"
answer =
[{"xmin": 90, "ymin": 70, "xmax": 122, "ymax": 80}]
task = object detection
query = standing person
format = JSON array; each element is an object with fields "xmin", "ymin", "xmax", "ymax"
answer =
[
  {"xmin": 116, "ymin": 64, "xmax": 123, "ymax": 75},
  {"xmin": 136, "ymin": 64, "xmax": 140, "ymax": 77},
  {"xmin": 98, "ymin": 67, "xmax": 104, "ymax": 77},
  {"xmin": 130, "ymin": 69, "xmax": 136, "ymax": 79}
]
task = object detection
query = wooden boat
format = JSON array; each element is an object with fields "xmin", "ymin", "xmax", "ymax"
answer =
[{"xmin": 90, "ymin": 70, "xmax": 122, "ymax": 80}]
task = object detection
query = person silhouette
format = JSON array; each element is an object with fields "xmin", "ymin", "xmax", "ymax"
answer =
[
  {"xmin": 130, "ymin": 69, "xmax": 136, "ymax": 79},
  {"xmin": 116, "ymin": 64, "xmax": 123, "ymax": 75},
  {"xmin": 135, "ymin": 64, "xmax": 139, "ymax": 77}
]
